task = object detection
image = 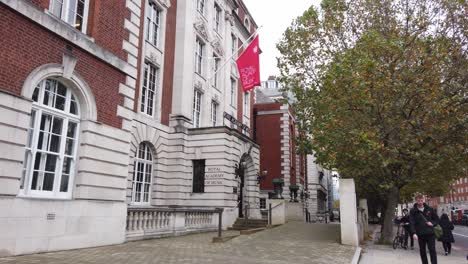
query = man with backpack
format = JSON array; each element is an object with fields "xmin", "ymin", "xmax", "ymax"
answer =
[{"xmin": 409, "ymin": 194, "xmax": 440, "ymax": 264}]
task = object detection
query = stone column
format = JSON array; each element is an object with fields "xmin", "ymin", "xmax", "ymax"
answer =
[{"xmin": 339, "ymin": 179, "xmax": 359, "ymax": 246}]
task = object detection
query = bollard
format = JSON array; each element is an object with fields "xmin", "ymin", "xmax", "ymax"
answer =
[
  {"xmin": 217, "ymin": 208, "xmax": 223, "ymax": 238},
  {"xmin": 268, "ymin": 203, "xmax": 272, "ymax": 226}
]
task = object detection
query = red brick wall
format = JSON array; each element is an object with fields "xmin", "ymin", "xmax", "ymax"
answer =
[
  {"xmin": 86, "ymin": 0, "xmax": 130, "ymax": 61},
  {"xmin": 160, "ymin": 0, "xmax": 177, "ymax": 125},
  {"xmin": 0, "ymin": 6, "xmax": 125, "ymax": 128},
  {"xmin": 31, "ymin": 0, "xmax": 49, "ymax": 10},
  {"xmin": 254, "ymin": 103, "xmax": 282, "ymax": 190}
]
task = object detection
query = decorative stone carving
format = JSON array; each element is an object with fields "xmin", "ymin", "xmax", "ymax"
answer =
[
  {"xmin": 147, "ymin": 52, "xmax": 158, "ymax": 65},
  {"xmin": 211, "ymin": 39, "xmax": 225, "ymax": 57},
  {"xmin": 62, "ymin": 49, "xmax": 77, "ymax": 79},
  {"xmin": 155, "ymin": 0, "xmax": 171, "ymax": 8},
  {"xmin": 225, "ymin": 11, "xmax": 235, "ymax": 26},
  {"xmin": 194, "ymin": 19, "xmax": 210, "ymax": 42}
]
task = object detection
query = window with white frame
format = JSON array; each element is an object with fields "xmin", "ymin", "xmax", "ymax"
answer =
[
  {"xmin": 132, "ymin": 142, "xmax": 153, "ymax": 204},
  {"xmin": 211, "ymin": 100, "xmax": 218, "ymax": 126},
  {"xmin": 146, "ymin": 1, "xmax": 161, "ymax": 47},
  {"xmin": 193, "ymin": 90, "xmax": 202, "ymax": 128},
  {"xmin": 231, "ymin": 34, "xmax": 237, "ymax": 56},
  {"xmin": 195, "ymin": 39, "xmax": 204, "ymax": 75},
  {"xmin": 214, "ymin": 3, "xmax": 222, "ymax": 32},
  {"xmin": 197, "ymin": 0, "xmax": 205, "ymax": 15},
  {"xmin": 140, "ymin": 62, "xmax": 159, "ymax": 116},
  {"xmin": 49, "ymin": 0, "xmax": 89, "ymax": 33},
  {"xmin": 230, "ymin": 77, "xmax": 236, "ymax": 106},
  {"xmin": 213, "ymin": 55, "xmax": 220, "ymax": 88},
  {"xmin": 20, "ymin": 79, "xmax": 80, "ymax": 198}
]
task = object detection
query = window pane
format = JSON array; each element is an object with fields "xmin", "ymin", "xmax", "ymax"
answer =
[
  {"xmin": 63, "ymin": 157, "xmax": 72, "ymax": 174},
  {"xmin": 32, "ymin": 87, "xmax": 39, "ymax": 102},
  {"xmin": 31, "ymin": 171, "xmax": 40, "ymax": 190},
  {"xmin": 43, "ymin": 173, "xmax": 55, "ymax": 191},
  {"xmin": 60, "ymin": 174, "xmax": 69, "ymax": 192},
  {"xmin": 55, "ymin": 95, "xmax": 66, "ymax": 111},
  {"xmin": 49, "ymin": 135, "xmax": 61, "ymax": 153},
  {"xmin": 65, "ymin": 139, "xmax": 74, "ymax": 155},
  {"xmin": 67, "ymin": 0, "xmax": 78, "ymax": 25},
  {"xmin": 45, "ymin": 154, "xmax": 58, "ymax": 172},
  {"xmin": 67, "ymin": 122, "xmax": 77, "ymax": 138},
  {"xmin": 52, "ymin": 117, "xmax": 63, "ymax": 134},
  {"xmin": 51, "ymin": 0, "xmax": 64, "ymax": 17}
]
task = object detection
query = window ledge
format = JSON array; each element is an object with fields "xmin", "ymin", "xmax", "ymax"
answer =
[
  {"xmin": 17, "ymin": 192, "xmax": 72, "ymax": 201},
  {"xmin": 145, "ymin": 40, "xmax": 164, "ymax": 54}
]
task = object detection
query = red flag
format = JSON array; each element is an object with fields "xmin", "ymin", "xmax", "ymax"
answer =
[{"xmin": 236, "ymin": 35, "xmax": 261, "ymax": 92}]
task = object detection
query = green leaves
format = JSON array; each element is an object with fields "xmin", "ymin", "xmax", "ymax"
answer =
[{"xmin": 278, "ymin": 0, "xmax": 468, "ymax": 197}]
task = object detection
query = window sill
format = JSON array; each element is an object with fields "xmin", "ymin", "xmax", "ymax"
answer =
[
  {"xmin": 44, "ymin": 9, "xmax": 91, "ymax": 41},
  {"xmin": 194, "ymin": 72, "xmax": 207, "ymax": 82},
  {"xmin": 17, "ymin": 192, "xmax": 72, "ymax": 201},
  {"xmin": 145, "ymin": 40, "xmax": 163, "ymax": 54}
]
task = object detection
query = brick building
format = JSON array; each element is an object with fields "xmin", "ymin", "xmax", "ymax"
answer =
[
  {"xmin": 253, "ymin": 81, "xmax": 306, "ymax": 207},
  {"xmin": 426, "ymin": 177, "xmax": 468, "ymax": 215},
  {"xmin": 0, "ymin": 0, "xmax": 261, "ymax": 256}
]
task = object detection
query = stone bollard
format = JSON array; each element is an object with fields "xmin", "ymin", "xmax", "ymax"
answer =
[{"xmin": 339, "ymin": 179, "xmax": 359, "ymax": 246}]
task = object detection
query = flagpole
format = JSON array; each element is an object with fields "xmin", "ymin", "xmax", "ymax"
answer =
[{"xmin": 206, "ymin": 25, "xmax": 263, "ymax": 82}]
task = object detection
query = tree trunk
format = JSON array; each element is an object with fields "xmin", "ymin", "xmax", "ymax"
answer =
[{"xmin": 379, "ymin": 185, "xmax": 399, "ymax": 244}]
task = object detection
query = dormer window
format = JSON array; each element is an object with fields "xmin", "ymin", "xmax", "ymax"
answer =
[{"xmin": 49, "ymin": 0, "xmax": 89, "ymax": 33}]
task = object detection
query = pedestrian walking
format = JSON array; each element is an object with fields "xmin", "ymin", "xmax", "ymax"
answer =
[
  {"xmin": 409, "ymin": 194, "xmax": 440, "ymax": 264},
  {"xmin": 438, "ymin": 213, "xmax": 455, "ymax": 255},
  {"xmin": 401, "ymin": 208, "xmax": 414, "ymax": 250}
]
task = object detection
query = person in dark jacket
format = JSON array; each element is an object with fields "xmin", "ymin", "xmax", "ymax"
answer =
[
  {"xmin": 438, "ymin": 213, "xmax": 455, "ymax": 255},
  {"xmin": 410, "ymin": 194, "xmax": 440, "ymax": 264},
  {"xmin": 401, "ymin": 208, "xmax": 414, "ymax": 249}
]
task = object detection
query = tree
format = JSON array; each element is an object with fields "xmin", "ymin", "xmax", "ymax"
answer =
[{"xmin": 277, "ymin": 0, "xmax": 467, "ymax": 243}]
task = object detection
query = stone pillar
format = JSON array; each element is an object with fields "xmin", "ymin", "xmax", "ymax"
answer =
[{"xmin": 339, "ymin": 179, "xmax": 359, "ymax": 246}]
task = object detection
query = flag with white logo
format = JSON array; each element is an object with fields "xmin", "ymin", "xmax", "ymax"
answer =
[{"xmin": 236, "ymin": 35, "xmax": 261, "ymax": 92}]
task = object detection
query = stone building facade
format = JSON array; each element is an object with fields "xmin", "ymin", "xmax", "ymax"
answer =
[
  {"xmin": 0, "ymin": 0, "xmax": 261, "ymax": 257},
  {"xmin": 306, "ymin": 155, "xmax": 333, "ymax": 221}
]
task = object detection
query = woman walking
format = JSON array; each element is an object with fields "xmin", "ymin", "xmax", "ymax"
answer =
[{"xmin": 438, "ymin": 213, "xmax": 455, "ymax": 255}]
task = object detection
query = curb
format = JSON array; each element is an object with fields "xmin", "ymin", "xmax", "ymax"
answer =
[{"xmin": 351, "ymin": 246, "xmax": 362, "ymax": 264}]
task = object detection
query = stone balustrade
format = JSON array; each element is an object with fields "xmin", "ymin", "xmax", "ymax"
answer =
[{"xmin": 126, "ymin": 207, "xmax": 219, "ymax": 241}]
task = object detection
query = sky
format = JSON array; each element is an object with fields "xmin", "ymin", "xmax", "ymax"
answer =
[{"xmin": 242, "ymin": 0, "xmax": 321, "ymax": 81}]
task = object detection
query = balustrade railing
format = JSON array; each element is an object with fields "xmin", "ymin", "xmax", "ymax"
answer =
[{"xmin": 126, "ymin": 207, "xmax": 220, "ymax": 241}]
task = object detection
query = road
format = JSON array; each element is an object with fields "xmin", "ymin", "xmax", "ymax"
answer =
[{"xmin": 452, "ymin": 225, "xmax": 468, "ymax": 253}]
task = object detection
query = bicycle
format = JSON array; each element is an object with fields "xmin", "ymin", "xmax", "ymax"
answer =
[{"xmin": 392, "ymin": 223, "xmax": 406, "ymax": 249}]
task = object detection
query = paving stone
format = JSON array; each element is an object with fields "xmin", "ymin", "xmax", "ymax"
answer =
[{"xmin": 0, "ymin": 222, "xmax": 355, "ymax": 264}]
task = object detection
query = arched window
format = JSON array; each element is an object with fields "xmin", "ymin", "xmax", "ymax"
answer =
[
  {"xmin": 132, "ymin": 142, "xmax": 153, "ymax": 204},
  {"xmin": 244, "ymin": 18, "xmax": 250, "ymax": 30},
  {"xmin": 20, "ymin": 78, "xmax": 80, "ymax": 198}
]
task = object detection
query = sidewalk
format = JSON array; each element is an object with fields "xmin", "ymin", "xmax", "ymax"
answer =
[
  {"xmin": 360, "ymin": 225, "xmax": 467, "ymax": 264},
  {"xmin": 0, "ymin": 221, "xmax": 355, "ymax": 264}
]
